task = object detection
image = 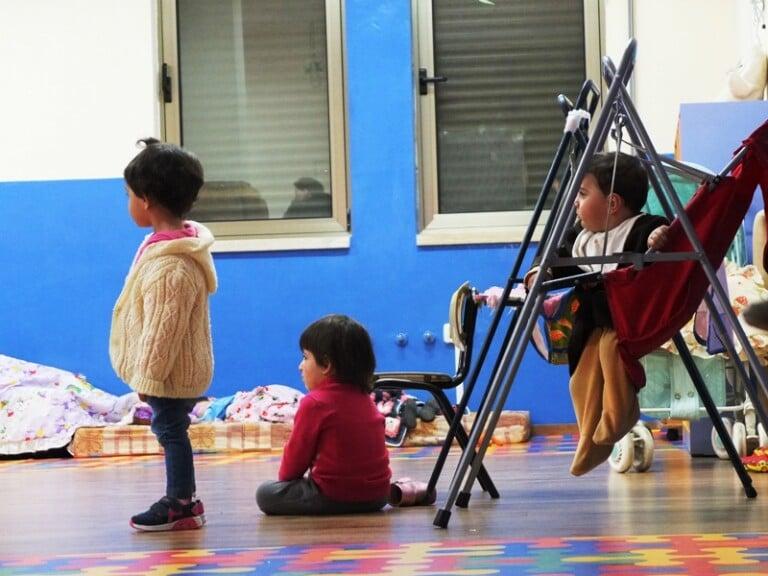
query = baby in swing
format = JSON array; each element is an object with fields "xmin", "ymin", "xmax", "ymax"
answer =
[{"xmin": 525, "ymin": 152, "xmax": 669, "ymax": 476}]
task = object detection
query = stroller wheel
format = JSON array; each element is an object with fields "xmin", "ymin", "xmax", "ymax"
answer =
[
  {"xmin": 631, "ymin": 424, "xmax": 654, "ymax": 472},
  {"xmin": 758, "ymin": 423, "xmax": 768, "ymax": 448},
  {"xmin": 732, "ymin": 421, "xmax": 747, "ymax": 457},
  {"xmin": 711, "ymin": 416, "xmax": 734, "ymax": 460},
  {"xmin": 609, "ymin": 433, "xmax": 634, "ymax": 473}
]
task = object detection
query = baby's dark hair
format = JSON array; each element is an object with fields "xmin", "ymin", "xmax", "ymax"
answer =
[
  {"xmin": 299, "ymin": 314, "xmax": 376, "ymax": 393},
  {"xmin": 587, "ymin": 152, "xmax": 649, "ymax": 214},
  {"xmin": 124, "ymin": 138, "xmax": 204, "ymax": 218}
]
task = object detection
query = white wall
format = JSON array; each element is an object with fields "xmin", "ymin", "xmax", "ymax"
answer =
[
  {"xmin": 0, "ymin": 0, "xmax": 159, "ymax": 182},
  {"xmin": 604, "ymin": 0, "xmax": 749, "ymax": 154}
]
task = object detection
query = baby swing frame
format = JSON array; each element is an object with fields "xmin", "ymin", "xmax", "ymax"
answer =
[
  {"xmin": 433, "ymin": 39, "xmax": 768, "ymax": 529},
  {"xmin": 417, "ymin": 78, "xmax": 601, "ymax": 513}
]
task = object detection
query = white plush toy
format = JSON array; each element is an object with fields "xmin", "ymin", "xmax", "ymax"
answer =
[{"xmin": 725, "ymin": 0, "xmax": 768, "ymax": 100}]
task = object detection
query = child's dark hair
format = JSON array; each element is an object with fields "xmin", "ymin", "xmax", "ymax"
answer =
[
  {"xmin": 587, "ymin": 151, "xmax": 648, "ymax": 214},
  {"xmin": 124, "ymin": 138, "xmax": 204, "ymax": 218},
  {"xmin": 299, "ymin": 314, "xmax": 376, "ymax": 393}
]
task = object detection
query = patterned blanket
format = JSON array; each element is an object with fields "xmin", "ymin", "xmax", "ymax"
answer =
[
  {"xmin": 0, "ymin": 354, "xmax": 306, "ymax": 456},
  {"xmin": 659, "ymin": 262, "xmax": 768, "ymax": 359},
  {"xmin": 0, "ymin": 354, "xmax": 136, "ymax": 455}
]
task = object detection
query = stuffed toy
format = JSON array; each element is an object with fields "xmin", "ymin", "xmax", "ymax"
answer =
[{"xmin": 724, "ymin": 0, "xmax": 768, "ymax": 100}]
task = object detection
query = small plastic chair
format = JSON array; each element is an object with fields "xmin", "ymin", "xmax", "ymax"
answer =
[{"xmin": 373, "ymin": 282, "xmax": 499, "ymax": 498}]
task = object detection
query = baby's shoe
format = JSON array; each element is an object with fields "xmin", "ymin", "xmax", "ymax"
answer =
[
  {"xmin": 389, "ymin": 477, "xmax": 437, "ymax": 507},
  {"xmin": 399, "ymin": 399, "xmax": 419, "ymax": 429},
  {"xmin": 417, "ymin": 399, "xmax": 438, "ymax": 422}
]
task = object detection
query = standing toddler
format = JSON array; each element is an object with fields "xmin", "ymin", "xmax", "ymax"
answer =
[{"xmin": 110, "ymin": 138, "xmax": 217, "ymax": 531}]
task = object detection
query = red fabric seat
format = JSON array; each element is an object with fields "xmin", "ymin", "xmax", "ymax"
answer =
[{"xmin": 604, "ymin": 120, "xmax": 768, "ymax": 389}]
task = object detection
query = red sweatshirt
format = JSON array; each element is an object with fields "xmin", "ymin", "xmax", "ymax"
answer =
[{"xmin": 278, "ymin": 380, "xmax": 391, "ymax": 502}]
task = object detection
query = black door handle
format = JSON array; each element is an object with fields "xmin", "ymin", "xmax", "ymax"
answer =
[
  {"xmin": 419, "ymin": 67, "xmax": 447, "ymax": 95},
  {"xmin": 161, "ymin": 63, "xmax": 173, "ymax": 103}
]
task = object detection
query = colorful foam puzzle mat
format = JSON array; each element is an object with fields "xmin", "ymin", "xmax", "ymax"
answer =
[{"xmin": 2, "ymin": 532, "xmax": 768, "ymax": 575}]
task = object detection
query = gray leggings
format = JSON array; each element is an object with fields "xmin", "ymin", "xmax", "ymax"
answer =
[{"xmin": 256, "ymin": 477, "xmax": 388, "ymax": 516}]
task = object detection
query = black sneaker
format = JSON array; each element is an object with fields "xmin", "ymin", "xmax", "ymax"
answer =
[{"xmin": 130, "ymin": 496, "xmax": 206, "ymax": 531}]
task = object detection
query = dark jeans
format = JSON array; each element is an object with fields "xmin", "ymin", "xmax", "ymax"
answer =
[
  {"xmin": 146, "ymin": 396, "xmax": 197, "ymax": 500},
  {"xmin": 256, "ymin": 477, "xmax": 388, "ymax": 516}
]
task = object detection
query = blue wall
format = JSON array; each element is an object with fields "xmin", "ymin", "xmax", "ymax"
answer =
[
  {"xmin": 679, "ymin": 101, "xmax": 768, "ymax": 254},
  {"xmin": 0, "ymin": 0, "xmax": 586, "ymax": 425}
]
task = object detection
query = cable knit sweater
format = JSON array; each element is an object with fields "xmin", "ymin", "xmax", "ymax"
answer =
[{"xmin": 110, "ymin": 222, "xmax": 218, "ymax": 399}]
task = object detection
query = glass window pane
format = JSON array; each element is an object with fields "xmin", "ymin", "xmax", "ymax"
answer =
[
  {"xmin": 177, "ymin": 0, "xmax": 332, "ymax": 222},
  {"xmin": 432, "ymin": 1, "xmax": 586, "ymax": 213}
]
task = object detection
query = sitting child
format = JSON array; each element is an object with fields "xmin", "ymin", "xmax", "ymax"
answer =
[
  {"xmin": 525, "ymin": 152, "xmax": 669, "ymax": 476},
  {"xmin": 256, "ymin": 314, "xmax": 392, "ymax": 515}
]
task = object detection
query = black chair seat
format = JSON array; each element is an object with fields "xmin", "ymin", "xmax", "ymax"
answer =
[
  {"xmin": 373, "ymin": 283, "xmax": 499, "ymax": 499},
  {"xmin": 375, "ymin": 372, "xmax": 454, "ymax": 387}
]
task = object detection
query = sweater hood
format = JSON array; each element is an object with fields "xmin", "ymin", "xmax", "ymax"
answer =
[{"xmin": 139, "ymin": 221, "xmax": 218, "ymax": 293}]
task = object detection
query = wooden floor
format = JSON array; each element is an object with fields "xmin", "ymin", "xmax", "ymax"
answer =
[{"xmin": 1, "ymin": 435, "xmax": 768, "ymax": 573}]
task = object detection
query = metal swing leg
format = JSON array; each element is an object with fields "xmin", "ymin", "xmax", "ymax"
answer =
[
  {"xmin": 425, "ymin": 390, "xmax": 499, "ymax": 497},
  {"xmin": 436, "ymin": 37, "xmax": 768, "ymax": 528},
  {"xmin": 603, "ymin": 61, "xmax": 768, "ymax": 466},
  {"xmin": 433, "ymin": 289, "xmax": 548, "ymax": 528},
  {"xmin": 435, "ymin": 49, "xmax": 630, "ymax": 529},
  {"xmin": 613, "ymin": 70, "xmax": 768, "ymax": 462},
  {"xmin": 672, "ymin": 333, "xmax": 757, "ymax": 498},
  {"xmin": 426, "ymin": 81, "xmax": 599, "ymax": 510}
]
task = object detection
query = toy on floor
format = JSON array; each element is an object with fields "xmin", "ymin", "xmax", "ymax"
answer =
[{"xmin": 372, "ymin": 390, "xmax": 438, "ymax": 447}]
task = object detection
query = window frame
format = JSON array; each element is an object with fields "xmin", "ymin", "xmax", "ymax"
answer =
[
  {"xmin": 158, "ymin": 0, "xmax": 350, "ymax": 252},
  {"xmin": 413, "ymin": 0, "xmax": 603, "ymax": 247}
]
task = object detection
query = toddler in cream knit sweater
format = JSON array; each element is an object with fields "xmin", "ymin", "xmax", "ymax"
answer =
[{"xmin": 110, "ymin": 138, "xmax": 217, "ymax": 532}]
